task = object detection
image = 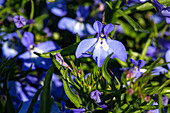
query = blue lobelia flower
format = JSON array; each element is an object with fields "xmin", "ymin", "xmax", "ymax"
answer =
[
  {"xmin": 129, "ymin": 58, "xmax": 146, "ymax": 82},
  {"xmin": 151, "ymin": 0, "xmax": 170, "ymax": 24},
  {"xmin": 1, "ymin": 31, "xmax": 23, "ymax": 59},
  {"xmin": 90, "ymin": 90, "xmax": 101, "ymax": 103},
  {"xmin": 90, "ymin": 90, "xmax": 112, "ymax": 110},
  {"xmin": 75, "ymin": 21, "xmax": 127, "ymax": 67},
  {"xmin": 13, "ymin": 15, "xmax": 33, "ymax": 28},
  {"xmin": 18, "ymin": 32, "xmax": 60, "ymax": 71},
  {"xmin": 151, "ymin": 66, "xmax": 168, "ymax": 75},
  {"xmin": 46, "ymin": 0, "xmax": 67, "ymax": 17},
  {"xmin": 156, "ymin": 38, "xmax": 170, "ymax": 69},
  {"xmin": 58, "ymin": 5, "xmax": 96, "ymax": 38}
]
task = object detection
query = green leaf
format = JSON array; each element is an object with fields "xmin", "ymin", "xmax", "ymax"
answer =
[
  {"xmin": 76, "ymin": 33, "xmax": 80, "ymax": 43},
  {"xmin": 140, "ymin": 33, "xmax": 153, "ymax": 60},
  {"xmin": 30, "ymin": 0, "xmax": 34, "ymax": 19},
  {"xmin": 27, "ymin": 87, "xmax": 43, "ymax": 113},
  {"xmin": 62, "ymin": 69, "xmax": 82, "ymax": 108},
  {"xmin": 101, "ymin": 53, "xmax": 115, "ymax": 90},
  {"xmin": 46, "ymin": 0, "xmax": 56, "ymax": 2},
  {"xmin": 51, "ymin": 54, "xmax": 82, "ymax": 108},
  {"xmin": 117, "ymin": 9, "xmax": 149, "ymax": 33},
  {"xmin": 35, "ymin": 43, "xmax": 79, "ymax": 58},
  {"xmin": 39, "ymin": 65, "xmax": 54, "ymax": 113}
]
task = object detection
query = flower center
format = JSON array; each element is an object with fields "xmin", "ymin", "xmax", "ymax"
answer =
[{"xmin": 95, "ymin": 38, "xmax": 109, "ymax": 51}]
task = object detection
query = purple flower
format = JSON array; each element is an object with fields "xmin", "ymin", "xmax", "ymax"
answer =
[
  {"xmin": 151, "ymin": 0, "xmax": 170, "ymax": 24},
  {"xmin": 13, "ymin": 15, "xmax": 33, "ymax": 28},
  {"xmin": 0, "ymin": 0, "xmax": 5, "ymax": 5},
  {"xmin": 157, "ymin": 38, "xmax": 170, "ymax": 69},
  {"xmin": 55, "ymin": 53, "xmax": 73, "ymax": 71},
  {"xmin": 150, "ymin": 13, "xmax": 164, "ymax": 24},
  {"xmin": 129, "ymin": 58, "xmax": 146, "ymax": 81},
  {"xmin": 90, "ymin": 90, "xmax": 101, "ymax": 103},
  {"xmin": 162, "ymin": 95, "xmax": 169, "ymax": 106},
  {"xmin": 18, "ymin": 32, "xmax": 60, "ymax": 70},
  {"xmin": 75, "ymin": 21, "xmax": 127, "ymax": 67},
  {"xmin": 58, "ymin": 6, "xmax": 96, "ymax": 38},
  {"xmin": 151, "ymin": 66, "xmax": 168, "ymax": 75},
  {"xmin": 46, "ymin": 0, "xmax": 67, "ymax": 17}
]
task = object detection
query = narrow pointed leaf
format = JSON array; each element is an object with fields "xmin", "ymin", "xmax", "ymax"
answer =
[
  {"xmin": 117, "ymin": 10, "xmax": 149, "ymax": 33},
  {"xmin": 39, "ymin": 65, "xmax": 54, "ymax": 113}
]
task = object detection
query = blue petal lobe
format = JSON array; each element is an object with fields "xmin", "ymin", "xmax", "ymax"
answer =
[
  {"xmin": 165, "ymin": 49, "xmax": 170, "ymax": 69},
  {"xmin": 75, "ymin": 38, "xmax": 97, "ymax": 58},
  {"xmin": 107, "ymin": 39, "xmax": 127, "ymax": 62},
  {"xmin": 103, "ymin": 24, "xmax": 114, "ymax": 35},
  {"xmin": 21, "ymin": 32, "xmax": 34, "ymax": 49},
  {"xmin": 36, "ymin": 41, "xmax": 60, "ymax": 53},
  {"xmin": 93, "ymin": 46, "xmax": 108, "ymax": 67},
  {"xmin": 93, "ymin": 21, "xmax": 103, "ymax": 34},
  {"xmin": 58, "ymin": 17, "xmax": 77, "ymax": 31}
]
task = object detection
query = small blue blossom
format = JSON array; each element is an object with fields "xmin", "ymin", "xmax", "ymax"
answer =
[
  {"xmin": 151, "ymin": 0, "xmax": 170, "ymax": 24},
  {"xmin": 13, "ymin": 15, "xmax": 33, "ymax": 28},
  {"xmin": 18, "ymin": 32, "xmax": 60, "ymax": 70},
  {"xmin": 46, "ymin": 0, "xmax": 67, "ymax": 17},
  {"xmin": 58, "ymin": 5, "xmax": 96, "ymax": 38},
  {"xmin": 90, "ymin": 90, "xmax": 101, "ymax": 103},
  {"xmin": 151, "ymin": 66, "xmax": 168, "ymax": 75},
  {"xmin": 150, "ymin": 13, "xmax": 164, "ymax": 24},
  {"xmin": 129, "ymin": 58, "xmax": 146, "ymax": 82},
  {"xmin": 75, "ymin": 21, "xmax": 127, "ymax": 67}
]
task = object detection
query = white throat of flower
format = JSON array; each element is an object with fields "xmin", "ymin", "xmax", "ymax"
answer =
[
  {"xmin": 30, "ymin": 46, "xmax": 44, "ymax": 58},
  {"xmin": 74, "ymin": 22, "xmax": 85, "ymax": 32},
  {"xmin": 95, "ymin": 37, "xmax": 109, "ymax": 51}
]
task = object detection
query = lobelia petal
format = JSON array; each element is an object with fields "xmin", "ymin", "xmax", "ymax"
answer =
[
  {"xmin": 76, "ymin": 5, "xmax": 89, "ymax": 20},
  {"xmin": 21, "ymin": 32, "xmax": 35, "ymax": 49},
  {"xmin": 34, "ymin": 57, "xmax": 52, "ymax": 70},
  {"xmin": 93, "ymin": 21, "xmax": 103, "ymax": 35},
  {"xmin": 92, "ymin": 46, "xmax": 108, "ymax": 67},
  {"xmin": 18, "ymin": 51, "xmax": 31, "ymax": 60},
  {"xmin": 58, "ymin": 17, "xmax": 77, "ymax": 30},
  {"xmin": 85, "ymin": 23, "xmax": 96, "ymax": 35},
  {"xmin": 46, "ymin": 0, "xmax": 67, "ymax": 17},
  {"xmin": 151, "ymin": 0, "xmax": 164, "ymax": 12},
  {"xmin": 137, "ymin": 60, "xmax": 146, "ymax": 70},
  {"xmin": 75, "ymin": 38, "xmax": 98, "ymax": 58},
  {"xmin": 103, "ymin": 24, "xmax": 114, "ymax": 36},
  {"xmin": 107, "ymin": 39, "xmax": 127, "ymax": 62},
  {"xmin": 161, "ymin": 7, "xmax": 170, "ymax": 17},
  {"xmin": 130, "ymin": 58, "xmax": 138, "ymax": 66},
  {"xmin": 36, "ymin": 41, "xmax": 60, "ymax": 53},
  {"xmin": 13, "ymin": 16, "xmax": 27, "ymax": 28},
  {"xmin": 165, "ymin": 49, "xmax": 170, "ymax": 69}
]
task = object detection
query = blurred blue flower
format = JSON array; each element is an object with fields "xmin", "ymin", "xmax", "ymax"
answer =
[
  {"xmin": 75, "ymin": 21, "xmax": 127, "ymax": 67},
  {"xmin": 129, "ymin": 58, "xmax": 146, "ymax": 82},
  {"xmin": 13, "ymin": 15, "xmax": 33, "ymax": 28},
  {"xmin": 151, "ymin": 0, "xmax": 170, "ymax": 24},
  {"xmin": 157, "ymin": 38, "xmax": 170, "ymax": 69},
  {"xmin": 90, "ymin": 90, "xmax": 112, "ymax": 110},
  {"xmin": 46, "ymin": 0, "xmax": 67, "ymax": 17},
  {"xmin": 150, "ymin": 13, "xmax": 164, "ymax": 24},
  {"xmin": 58, "ymin": 5, "xmax": 96, "ymax": 38},
  {"xmin": 18, "ymin": 100, "xmax": 60, "ymax": 113},
  {"xmin": 0, "ymin": 0, "xmax": 5, "ymax": 5},
  {"xmin": 90, "ymin": 90, "xmax": 101, "ymax": 103},
  {"xmin": 18, "ymin": 32, "xmax": 60, "ymax": 70},
  {"xmin": 151, "ymin": 66, "xmax": 168, "ymax": 75},
  {"xmin": 1, "ymin": 31, "xmax": 23, "ymax": 59}
]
